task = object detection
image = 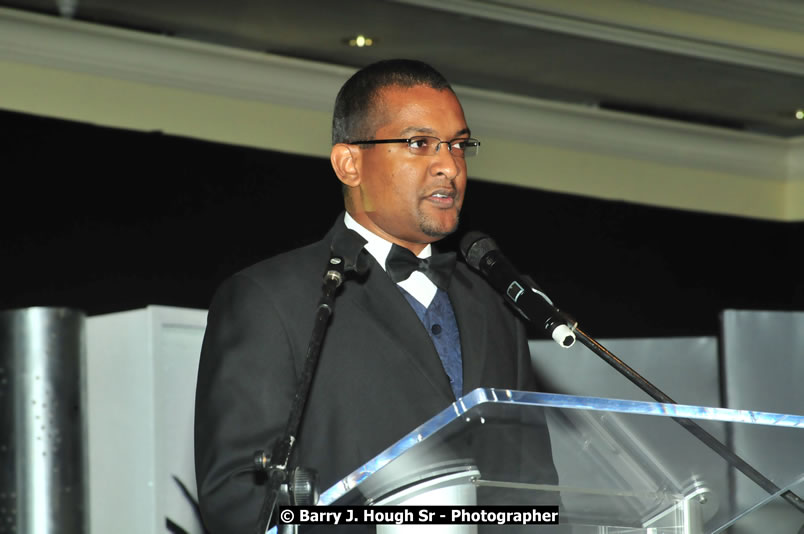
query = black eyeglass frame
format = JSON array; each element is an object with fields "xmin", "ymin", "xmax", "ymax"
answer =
[{"xmin": 347, "ymin": 136, "xmax": 481, "ymax": 157}]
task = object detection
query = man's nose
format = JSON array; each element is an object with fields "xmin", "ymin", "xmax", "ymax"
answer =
[{"xmin": 431, "ymin": 142, "xmax": 461, "ymax": 178}]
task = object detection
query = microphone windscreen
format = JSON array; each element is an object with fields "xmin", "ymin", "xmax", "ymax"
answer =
[{"xmin": 460, "ymin": 231, "xmax": 498, "ymax": 270}]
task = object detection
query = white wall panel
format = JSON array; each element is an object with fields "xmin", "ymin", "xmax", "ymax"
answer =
[{"xmin": 86, "ymin": 306, "xmax": 207, "ymax": 534}]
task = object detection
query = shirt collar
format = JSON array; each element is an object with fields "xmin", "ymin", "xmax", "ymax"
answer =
[
  {"xmin": 343, "ymin": 212, "xmax": 432, "ymax": 269},
  {"xmin": 343, "ymin": 212, "xmax": 437, "ymax": 307}
]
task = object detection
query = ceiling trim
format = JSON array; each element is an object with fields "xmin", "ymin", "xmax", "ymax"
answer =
[
  {"xmin": 788, "ymin": 138, "xmax": 804, "ymax": 179},
  {"xmin": 640, "ymin": 0, "xmax": 804, "ymax": 34},
  {"xmin": 0, "ymin": 8, "xmax": 351, "ymax": 112},
  {"xmin": 459, "ymin": 87, "xmax": 792, "ymax": 181},
  {"xmin": 390, "ymin": 0, "xmax": 804, "ymax": 76},
  {"xmin": 1, "ymin": 6, "xmax": 802, "ymax": 186}
]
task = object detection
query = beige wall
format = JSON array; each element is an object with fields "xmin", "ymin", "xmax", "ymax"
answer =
[
  {"xmin": 1, "ymin": 11, "xmax": 801, "ymax": 221},
  {"xmin": 0, "ymin": 60, "xmax": 333, "ymax": 157},
  {"xmin": 469, "ymin": 137, "xmax": 790, "ymax": 221}
]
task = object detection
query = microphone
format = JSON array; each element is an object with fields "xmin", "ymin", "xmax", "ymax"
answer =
[
  {"xmin": 330, "ymin": 227, "xmax": 370, "ymax": 275},
  {"xmin": 460, "ymin": 231, "xmax": 576, "ymax": 348}
]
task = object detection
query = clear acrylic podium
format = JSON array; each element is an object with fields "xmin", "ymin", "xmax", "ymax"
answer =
[{"xmin": 273, "ymin": 388, "xmax": 804, "ymax": 533}]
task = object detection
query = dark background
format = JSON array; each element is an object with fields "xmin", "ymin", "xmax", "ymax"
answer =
[{"xmin": 2, "ymin": 109, "xmax": 801, "ymax": 339}]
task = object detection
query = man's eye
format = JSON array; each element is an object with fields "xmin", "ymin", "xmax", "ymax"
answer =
[
  {"xmin": 409, "ymin": 138, "xmax": 429, "ymax": 149},
  {"xmin": 451, "ymin": 139, "xmax": 469, "ymax": 149}
]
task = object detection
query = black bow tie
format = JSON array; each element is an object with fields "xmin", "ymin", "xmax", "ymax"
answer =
[{"xmin": 385, "ymin": 244, "xmax": 456, "ymax": 290}]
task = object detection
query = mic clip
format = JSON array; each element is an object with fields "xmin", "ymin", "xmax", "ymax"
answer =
[
  {"xmin": 545, "ymin": 312, "xmax": 577, "ymax": 348},
  {"xmin": 514, "ymin": 278, "xmax": 577, "ymax": 349}
]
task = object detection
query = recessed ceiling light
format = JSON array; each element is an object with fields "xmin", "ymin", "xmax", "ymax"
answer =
[{"xmin": 344, "ymin": 34, "xmax": 374, "ymax": 47}]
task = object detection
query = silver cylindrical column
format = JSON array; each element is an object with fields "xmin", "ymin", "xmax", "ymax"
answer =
[{"xmin": 0, "ymin": 307, "xmax": 87, "ymax": 534}]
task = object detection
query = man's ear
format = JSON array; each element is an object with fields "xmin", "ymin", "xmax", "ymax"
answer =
[{"xmin": 330, "ymin": 143, "xmax": 361, "ymax": 187}]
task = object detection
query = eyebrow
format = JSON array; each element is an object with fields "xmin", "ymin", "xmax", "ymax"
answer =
[{"xmin": 399, "ymin": 126, "xmax": 472, "ymax": 138}]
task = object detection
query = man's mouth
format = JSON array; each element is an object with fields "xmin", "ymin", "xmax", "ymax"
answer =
[{"xmin": 426, "ymin": 190, "xmax": 456, "ymax": 207}]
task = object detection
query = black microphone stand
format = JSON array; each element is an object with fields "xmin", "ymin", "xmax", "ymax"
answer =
[
  {"xmin": 571, "ymin": 324, "xmax": 804, "ymax": 514},
  {"xmin": 253, "ymin": 255, "xmax": 347, "ymax": 534}
]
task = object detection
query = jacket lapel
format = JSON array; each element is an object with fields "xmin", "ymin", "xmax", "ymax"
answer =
[{"xmin": 339, "ymin": 252, "xmax": 455, "ymax": 404}]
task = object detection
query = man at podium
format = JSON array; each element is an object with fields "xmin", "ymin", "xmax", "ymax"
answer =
[{"xmin": 194, "ymin": 59, "xmax": 558, "ymax": 533}]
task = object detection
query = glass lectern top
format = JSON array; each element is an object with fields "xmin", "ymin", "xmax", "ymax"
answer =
[{"xmin": 319, "ymin": 389, "xmax": 804, "ymax": 533}]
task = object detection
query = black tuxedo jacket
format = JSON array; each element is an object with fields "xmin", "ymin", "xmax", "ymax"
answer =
[{"xmin": 194, "ymin": 217, "xmax": 556, "ymax": 534}]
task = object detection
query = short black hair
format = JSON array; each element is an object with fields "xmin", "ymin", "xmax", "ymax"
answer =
[{"xmin": 332, "ymin": 59, "xmax": 454, "ymax": 145}]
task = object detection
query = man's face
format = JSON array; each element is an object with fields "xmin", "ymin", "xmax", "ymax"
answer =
[{"xmin": 351, "ymin": 85, "xmax": 469, "ymax": 252}]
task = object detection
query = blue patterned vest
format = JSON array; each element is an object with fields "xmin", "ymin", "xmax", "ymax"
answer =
[{"xmin": 398, "ymin": 287, "xmax": 463, "ymax": 399}]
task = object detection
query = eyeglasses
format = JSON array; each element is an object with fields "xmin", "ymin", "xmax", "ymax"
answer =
[{"xmin": 348, "ymin": 136, "xmax": 480, "ymax": 158}]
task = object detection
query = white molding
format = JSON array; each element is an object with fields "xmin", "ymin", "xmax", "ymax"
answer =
[
  {"xmin": 0, "ymin": 8, "xmax": 351, "ymax": 112},
  {"xmin": 787, "ymin": 138, "xmax": 804, "ymax": 181},
  {"xmin": 1, "ymin": 6, "xmax": 802, "ymax": 185},
  {"xmin": 640, "ymin": 0, "xmax": 804, "ymax": 34},
  {"xmin": 456, "ymin": 86, "xmax": 792, "ymax": 181},
  {"xmin": 391, "ymin": 0, "xmax": 804, "ymax": 75}
]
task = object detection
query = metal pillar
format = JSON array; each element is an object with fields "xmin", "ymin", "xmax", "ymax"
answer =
[{"xmin": 0, "ymin": 307, "xmax": 87, "ymax": 534}]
